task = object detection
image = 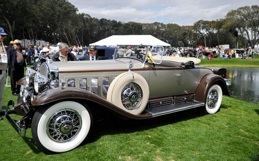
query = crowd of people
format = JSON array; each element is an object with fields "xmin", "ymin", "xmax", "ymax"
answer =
[
  {"xmin": 0, "ymin": 25, "xmax": 101, "ymax": 118},
  {"xmin": 164, "ymin": 46, "xmax": 257, "ymax": 60}
]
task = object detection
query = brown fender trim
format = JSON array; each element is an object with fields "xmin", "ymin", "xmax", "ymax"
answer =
[
  {"xmin": 31, "ymin": 87, "xmax": 153, "ymax": 120},
  {"xmin": 195, "ymin": 74, "xmax": 230, "ymax": 102}
]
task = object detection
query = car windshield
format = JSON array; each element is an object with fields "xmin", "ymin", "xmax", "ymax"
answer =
[{"xmin": 113, "ymin": 45, "xmax": 164, "ymax": 64}]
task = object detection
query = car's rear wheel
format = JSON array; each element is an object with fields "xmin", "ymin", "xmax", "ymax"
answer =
[
  {"xmin": 205, "ymin": 84, "xmax": 222, "ymax": 114},
  {"xmin": 107, "ymin": 72, "xmax": 149, "ymax": 115},
  {"xmin": 31, "ymin": 101, "xmax": 91, "ymax": 153}
]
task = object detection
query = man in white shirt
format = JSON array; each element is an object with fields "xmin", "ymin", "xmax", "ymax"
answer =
[{"xmin": 0, "ymin": 27, "xmax": 8, "ymax": 120}]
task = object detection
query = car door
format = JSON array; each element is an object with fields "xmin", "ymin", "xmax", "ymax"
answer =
[{"xmin": 148, "ymin": 67, "xmax": 185, "ymax": 98}]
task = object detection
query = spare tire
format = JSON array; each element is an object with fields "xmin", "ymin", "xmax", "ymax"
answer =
[{"xmin": 107, "ymin": 72, "xmax": 149, "ymax": 115}]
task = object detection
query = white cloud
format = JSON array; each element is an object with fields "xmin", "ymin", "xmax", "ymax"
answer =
[{"xmin": 68, "ymin": 0, "xmax": 259, "ymax": 25}]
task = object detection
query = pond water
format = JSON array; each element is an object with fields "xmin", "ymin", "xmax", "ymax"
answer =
[{"xmin": 225, "ymin": 67, "xmax": 259, "ymax": 104}]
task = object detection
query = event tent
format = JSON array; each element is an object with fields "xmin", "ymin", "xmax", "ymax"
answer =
[{"xmin": 89, "ymin": 35, "xmax": 171, "ymax": 47}]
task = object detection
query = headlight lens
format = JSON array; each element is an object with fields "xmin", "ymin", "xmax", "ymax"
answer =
[
  {"xmin": 22, "ymin": 88, "xmax": 30, "ymax": 103},
  {"xmin": 25, "ymin": 68, "xmax": 36, "ymax": 85},
  {"xmin": 34, "ymin": 72, "xmax": 49, "ymax": 93}
]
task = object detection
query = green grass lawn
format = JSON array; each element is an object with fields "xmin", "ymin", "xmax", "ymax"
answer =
[
  {"xmin": 1, "ymin": 85, "xmax": 259, "ymax": 160},
  {"xmin": 200, "ymin": 54, "xmax": 259, "ymax": 67}
]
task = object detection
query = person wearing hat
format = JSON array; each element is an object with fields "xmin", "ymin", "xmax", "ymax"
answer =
[
  {"xmin": 83, "ymin": 45, "xmax": 98, "ymax": 61},
  {"xmin": 52, "ymin": 42, "xmax": 77, "ymax": 61},
  {"xmin": 6, "ymin": 40, "xmax": 14, "ymax": 52},
  {"xmin": 8, "ymin": 39, "xmax": 26, "ymax": 95},
  {"xmin": 0, "ymin": 27, "xmax": 8, "ymax": 119},
  {"xmin": 40, "ymin": 47, "xmax": 50, "ymax": 57}
]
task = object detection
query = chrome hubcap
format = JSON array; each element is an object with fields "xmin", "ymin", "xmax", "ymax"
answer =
[
  {"xmin": 121, "ymin": 82, "xmax": 142, "ymax": 110},
  {"xmin": 207, "ymin": 89, "xmax": 218, "ymax": 109},
  {"xmin": 47, "ymin": 109, "xmax": 82, "ymax": 143}
]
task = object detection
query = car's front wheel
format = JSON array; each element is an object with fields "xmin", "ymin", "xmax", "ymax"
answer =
[
  {"xmin": 205, "ymin": 84, "xmax": 223, "ymax": 114},
  {"xmin": 31, "ymin": 101, "xmax": 91, "ymax": 153}
]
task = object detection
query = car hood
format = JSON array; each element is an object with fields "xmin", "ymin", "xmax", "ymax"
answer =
[{"xmin": 51, "ymin": 59, "xmax": 144, "ymax": 72}]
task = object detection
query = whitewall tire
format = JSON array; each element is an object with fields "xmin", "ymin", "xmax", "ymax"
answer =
[
  {"xmin": 205, "ymin": 84, "xmax": 223, "ymax": 114},
  {"xmin": 31, "ymin": 101, "xmax": 91, "ymax": 153},
  {"xmin": 107, "ymin": 72, "xmax": 149, "ymax": 115}
]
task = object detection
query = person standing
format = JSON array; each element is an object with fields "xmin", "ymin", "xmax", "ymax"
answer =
[
  {"xmin": 6, "ymin": 40, "xmax": 14, "ymax": 52},
  {"xmin": 0, "ymin": 27, "xmax": 8, "ymax": 119},
  {"xmin": 52, "ymin": 42, "xmax": 77, "ymax": 61},
  {"xmin": 9, "ymin": 39, "xmax": 26, "ymax": 95},
  {"xmin": 26, "ymin": 45, "xmax": 33, "ymax": 65}
]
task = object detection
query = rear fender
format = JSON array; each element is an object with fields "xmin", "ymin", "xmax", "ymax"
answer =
[{"xmin": 195, "ymin": 74, "xmax": 230, "ymax": 102}]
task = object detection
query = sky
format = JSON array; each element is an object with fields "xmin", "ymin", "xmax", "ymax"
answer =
[{"xmin": 67, "ymin": 0, "xmax": 259, "ymax": 26}]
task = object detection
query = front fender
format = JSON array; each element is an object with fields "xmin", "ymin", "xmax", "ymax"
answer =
[
  {"xmin": 32, "ymin": 87, "xmax": 108, "ymax": 106},
  {"xmin": 195, "ymin": 74, "xmax": 230, "ymax": 102},
  {"xmin": 31, "ymin": 87, "xmax": 153, "ymax": 120}
]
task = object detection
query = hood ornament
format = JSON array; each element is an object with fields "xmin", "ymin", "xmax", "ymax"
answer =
[{"xmin": 128, "ymin": 60, "xmax": 133, "ymax": 72}]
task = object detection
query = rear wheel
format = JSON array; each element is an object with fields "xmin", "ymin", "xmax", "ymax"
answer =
[
  {"xmin": 205, "ymin": 84, "xmax": 222, "ymax": 114},
  {"xmin": 31, "ymin": 101, "xmax": 91, "ymax": 153}
]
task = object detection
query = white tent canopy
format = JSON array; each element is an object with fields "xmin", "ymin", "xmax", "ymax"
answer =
[{"xmin": 89, "ymin": 35, "xmax": 170, "ymax": 47}]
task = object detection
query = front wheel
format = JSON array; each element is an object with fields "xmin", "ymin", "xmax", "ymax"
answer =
[
  {"xmin": 205, "ymin": 84, "xmax": 223, "ymax": 114},
  {"xmin": 31, "ymin": 101, "xmax": 92, "ymax": 153}
]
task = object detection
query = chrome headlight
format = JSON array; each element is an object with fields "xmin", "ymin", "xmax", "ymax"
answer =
[
  {"xmin": 34, "ymin": 72, "xmax": 50, "ymax": 93},
  {"xmin": 25, "ymin": 68, "xmax": 36, "ymax": 85},
  {"xmin": 22, "ymin": 88, "xmax": 30, "ymax": 103}
]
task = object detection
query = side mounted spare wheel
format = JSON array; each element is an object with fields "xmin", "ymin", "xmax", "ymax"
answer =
[
  {"xmin": 205, "ymin": 84, "xmax": 223, "ymax": 114},
  {"xmin": 31, "ymin": 101, "xmax": 92, "ymax": 153},
  {"xmin": 107, "ymin": 72, "xmax": 149, "ymax": 115}
]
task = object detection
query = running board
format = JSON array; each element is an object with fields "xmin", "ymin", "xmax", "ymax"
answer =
[{"xmin": 145, "ymin": 102, "xmax": 204, "ymax": 117}]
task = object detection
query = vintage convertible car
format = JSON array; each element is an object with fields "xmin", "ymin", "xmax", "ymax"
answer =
[{"xmin": 1, "ymin": 47, "xmax": 230, "ymax": 153}]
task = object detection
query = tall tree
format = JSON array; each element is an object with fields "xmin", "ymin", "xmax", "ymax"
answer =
[{"xmin": 225, "ymin": 5, "xmax": 259, "ymax": 47}]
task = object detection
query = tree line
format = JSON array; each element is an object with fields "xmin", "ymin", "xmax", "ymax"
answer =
[{"xmin": 1, "ymin": 0, "xmax": 258, "ymax": 48}]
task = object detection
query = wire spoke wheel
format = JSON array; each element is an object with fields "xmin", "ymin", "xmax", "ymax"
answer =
[
  {"xmin": 47, "ymin": 109, "xmax": 81, "ymax": 143},
  {"xmin": 32, "ymin": 101, "xmax": 91, "ymax": 153},
  {"xmin": 205, "ymin": 85, "xmax": 222, "ymax": 114}
]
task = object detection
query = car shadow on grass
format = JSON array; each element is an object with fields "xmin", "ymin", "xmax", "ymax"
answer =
[
  {"xmin": 21, "ymin": 136, "xmax": 42, "ymax": 154},
  {"xmin": 14, "ymin": 105, "xmax": 231, "ymax": 154},
  {"xmin": 84, "ymin": 106, "xmax": 210, "ymax": 146}
]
